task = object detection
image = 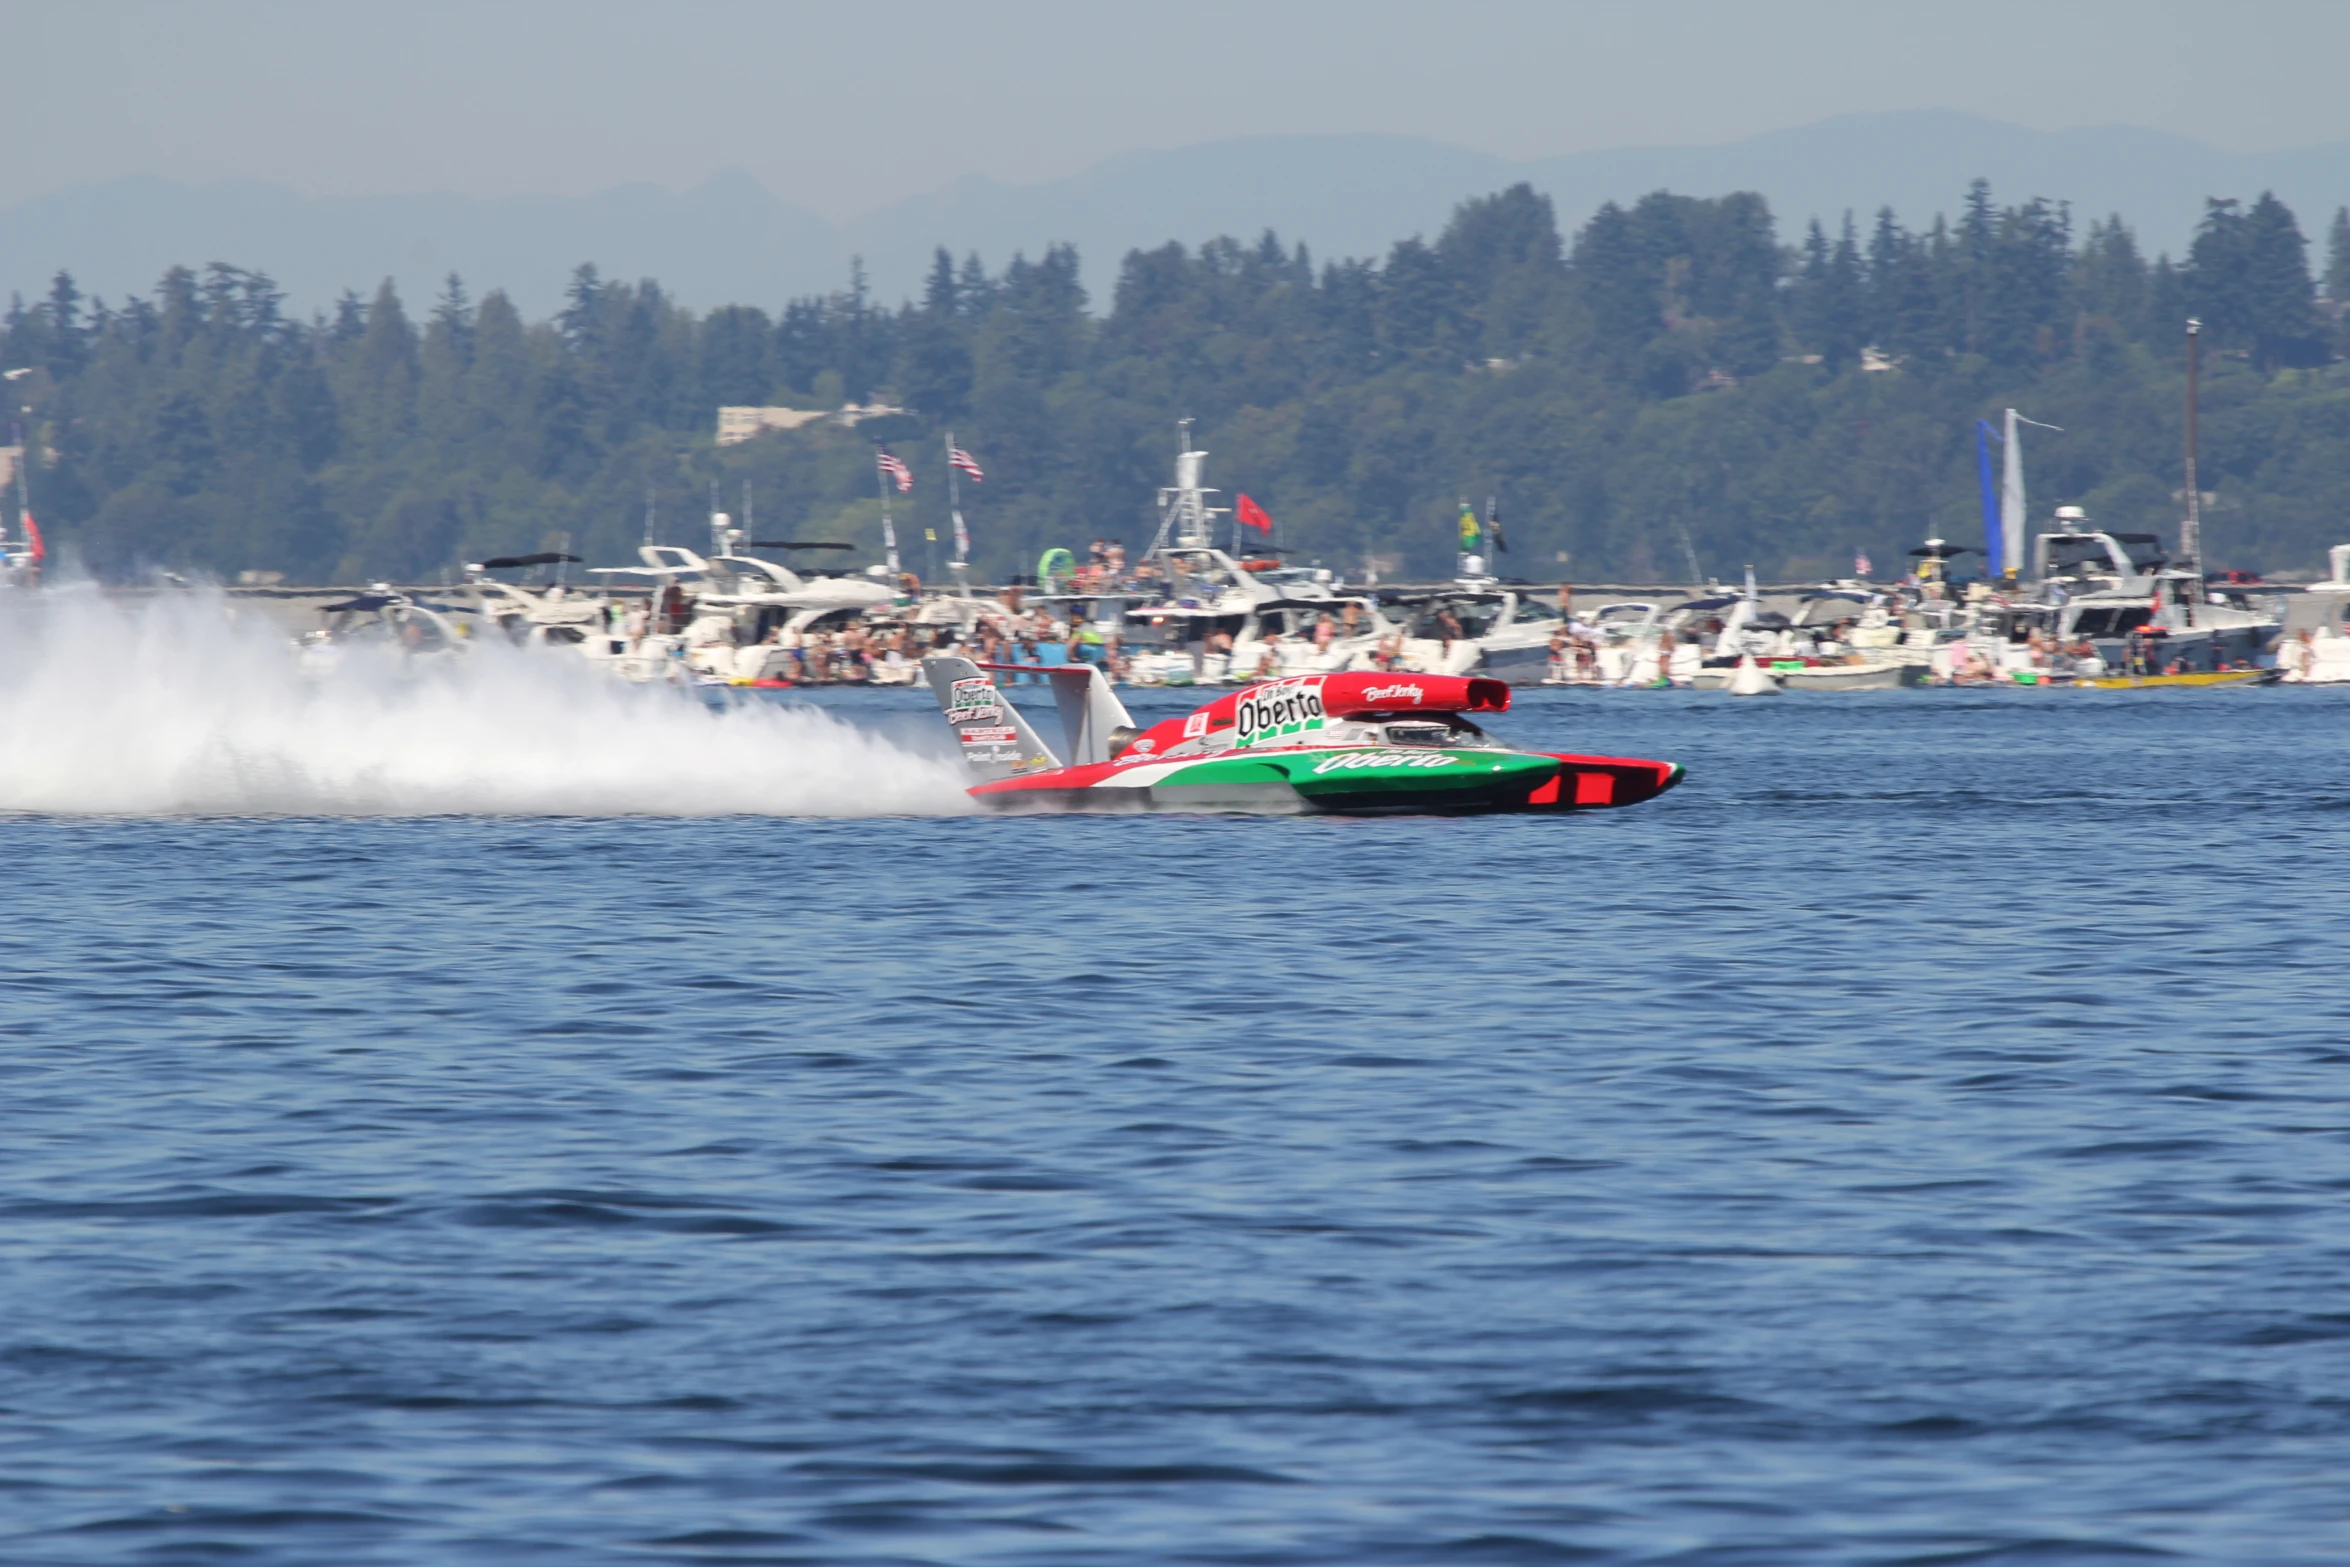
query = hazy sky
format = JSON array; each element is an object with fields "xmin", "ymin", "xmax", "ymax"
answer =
[{"xmin": 13, "ymin": 0, "xmax": 2347, "ymax": 216}]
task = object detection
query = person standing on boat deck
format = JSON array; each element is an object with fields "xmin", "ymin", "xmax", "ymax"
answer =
[
  {"xmin": 623, "ymin": 599, "xmax": 649, "ymax": 651},
  {"xmin": 1254, "ymin": 632, "xmax": 1283, "ymax": 679},
  {"xmin": 1206, "ymin": 628, "xmax": 1234, "ymax": 677},
  {"xmin": 1435, "ymin": 605, "xmax": 1463, "ymax": 651}
]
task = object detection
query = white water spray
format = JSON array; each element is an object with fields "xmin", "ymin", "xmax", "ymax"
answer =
[{"xmin": 0, "ymin": 588, "xmax": 973, "ymax": 817}]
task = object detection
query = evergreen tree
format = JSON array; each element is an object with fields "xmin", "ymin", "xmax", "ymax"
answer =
[
  {"xmin": 2074, "ymin": 217, "xmax": 2147, "ymax": 338},
  {"xmin": 2240, "ymin": 191, "xmax": 2321, "ymax": 370},
  {"xmin": 2188, "ymin": 198, "xmax": 2252, "ymax": 346},
  {"xmin": 1953, "ymin": 179, "xmax": 1998, "ymax": 355},
  {"xmin": 1865, "ymin": 210, "xmax": 1939, "ymax": 362},
  {"xmin": 1792, "ymin": 218, "xmax": 1865, "ymax": 369},
  {"xmin": 1979, "ymin": 197, "xmax": 2071, "ymax": 366},
  {"xmin": 40, "ymin": 271, "xmax": 88, "ymax": 375},
  {"xmin": 699, "ymin": 305, "xmax": 776, "ymax": 409},
  {"xmin": 345, "ymin": 279, "xmax": 418, "ymax": 454},
  {"xmin": 1375, "ymin": 236, "xmax": 1452, "ymax": 358},
  {"xmin": 1567, "ymin": 201, "xmax": 1658, "ymax": 377},
  {"xmin": 429, "ymin": 274, "xmax": 475, "ymax": 367}
]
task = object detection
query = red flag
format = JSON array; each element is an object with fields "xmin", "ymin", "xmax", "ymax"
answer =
[
  {"xmin": 20, "ymin": 511, "xmax": 41, "ymax": 562},
  {"xmin": 1236, "ymin": 494, "xmax": 1274, "ymax": 534}
]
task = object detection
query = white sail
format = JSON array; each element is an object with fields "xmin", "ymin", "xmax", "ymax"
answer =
[{"xmin": 2001, "ymin": 408, "xmax": 2027, "ymax": 580}]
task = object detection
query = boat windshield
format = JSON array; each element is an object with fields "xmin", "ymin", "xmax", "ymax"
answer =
[
  {"xmin": 1406, "ymin": 598, "xmax": 1501, "ymax": 638},
  {"xmin": 2072, "ymin": 606, "xmax": 2155, "ymax": 637},
  {"xmin": 1382, "ymin": 717, "xmax": 1499, "ymax": 748}
]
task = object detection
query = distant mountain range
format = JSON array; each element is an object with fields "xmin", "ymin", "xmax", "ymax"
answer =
[{"xmin": 9, "ymin": 111, "xmax": 2348, "ymax": 319}]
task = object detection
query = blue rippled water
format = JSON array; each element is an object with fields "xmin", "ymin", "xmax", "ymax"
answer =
[{"xmin": 6, "ymin": 684, "xmax": 2350, "ymax": 1565}]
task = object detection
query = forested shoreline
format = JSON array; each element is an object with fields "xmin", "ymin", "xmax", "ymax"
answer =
[{"xmin": 6, "ymin": 180, "xmax": 2350, "ymax": 584}]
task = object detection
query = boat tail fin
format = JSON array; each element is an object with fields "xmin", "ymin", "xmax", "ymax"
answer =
[
  {"xmin": 922, "ymin": 656, "xmax": 1064, "ymax": 780},
  {"xmin": 1038, "ymin": 663, "xmax": 1135, "ymax": 766}
]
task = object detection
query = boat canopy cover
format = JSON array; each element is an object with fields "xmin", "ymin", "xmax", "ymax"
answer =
[
  {"xmin": 323, "ymin": 594, "xmax": 471, "ymax": 615},
  {"xmin": 748, "ymin": 540, "xmax": 853, "ymax": 550},
  {"xmin": 1909, "ymin": 542, "xmax": 1977, "ymax": 558},
  {"xmin": 479, "ymin": 552, "xmax": 581, "ymax": 568},
  {"xmin": 1675, "ymin": 595, "xmax": 1742, "ymax": 612}
]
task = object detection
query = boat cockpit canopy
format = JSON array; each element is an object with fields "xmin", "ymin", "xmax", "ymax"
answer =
[{"xmin": 2039, "ymin": 530, "xmax": 2165, "ymax": 584}]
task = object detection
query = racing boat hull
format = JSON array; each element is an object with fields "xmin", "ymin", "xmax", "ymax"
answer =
[
  {"xmin": 2073, "ymin": 669, "xmax": 2275, "ymax": 689},
  {"xmin": 968, "ymin": 746, "xmax": 1681, "ymax": 816},
  {"xmin": 927, "ymin": 658, "xmax": 1683, "ymax": 818}
]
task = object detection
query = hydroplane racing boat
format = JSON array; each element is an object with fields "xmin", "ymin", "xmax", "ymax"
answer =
[{"xmin": 924, "ymin": 656, "xmax": 1682, "ymax": 815}]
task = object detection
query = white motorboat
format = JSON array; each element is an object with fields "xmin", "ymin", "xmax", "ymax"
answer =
[
  {"xmin": 1782, "ymin": 662, "xmax": 1910, "ymax": 691},
  {"xmin": 1357, "ymin": 587, "xmax": 1567, "ymax": 682},
  {"xmin": 1118, "ymin": 426, "xmax": 1353, "ymax": 685},
  {"xmin": 295, "ymin": 586, "xmax": 474, "ymax": 677},
  {"xmin": 2272, "ymin": 544, "xmax": 2350, "ymax": 684}
]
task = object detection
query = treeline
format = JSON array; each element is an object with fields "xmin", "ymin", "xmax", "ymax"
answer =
[{"xmin": 7, "ymin": 181, "xmax": 2350, "ymax": 583}]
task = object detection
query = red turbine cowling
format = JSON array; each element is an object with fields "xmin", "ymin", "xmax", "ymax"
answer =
[{"xmin": 1314, "ymin": 673, "xmax": 1510, "ymax": 716}]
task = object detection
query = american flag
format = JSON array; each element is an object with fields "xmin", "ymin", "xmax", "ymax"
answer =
[
  {"xmin": 948, "ymin": 446, "xmax": 984, "ymax": 482},
  {"xmin": 1855, "ymin": 550, "xmax": 1873, "ymax": 578},
  {"xmin": 877, "ymin": 451, "xmax": 913, "ymax": 493}
]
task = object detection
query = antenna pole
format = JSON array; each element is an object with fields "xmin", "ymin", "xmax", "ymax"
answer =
[
  {"xmin": 9, "ymin": 413, "xmax": 26, "ymax": 565},
  {"xmin": 944, "ymin": 429, "xmax": 972, "ymax": 595},
  {"xmin": 2181, "ymin": 319, "xmax": 2202, "ymax": 584}
]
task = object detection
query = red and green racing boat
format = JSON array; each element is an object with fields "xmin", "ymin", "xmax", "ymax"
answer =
[{"xmin": 925, "ymin": 656, "xmax": 1682, "ymax": 815}]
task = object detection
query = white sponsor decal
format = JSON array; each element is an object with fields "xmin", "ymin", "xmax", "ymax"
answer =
[
  {"xmin": 1132, "ymin": 737, "xmax": 1157, "ymax": 753},
  {"xmin": 947, "ymin": 677, "xmax": 1001, "ymax": 723},
  {"xmin": 1233, "ymin": 679, "xmax": 1326, "ymax": 748},
  {"xmin": 1359, "ymin": 682, "xmax": 1425, "ymax": 705},
  {"xmin": 1182, "ymin": 712, "xmax": 1209, "ymax": 739},
  {"xmin": 1310, "ymin": 750, "xmax": 1462, "ymax": 774},
  {"xmin": 959, "ymin": 726, "xmax": 1017, "ymax": 743}
]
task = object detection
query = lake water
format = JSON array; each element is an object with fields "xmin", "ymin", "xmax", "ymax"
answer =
[{"xmin": 4, "ymin": 606, "xmax": 2348, "ymax": 1564}]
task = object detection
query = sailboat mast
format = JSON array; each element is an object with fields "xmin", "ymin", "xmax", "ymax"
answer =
[
  {"xmin": 2000, "ymin": 408, "xmax": 2026, "ymax": 581},
  {"xmin": 944, "ymin": 429, "xmax": 962, "ymax": 558}
]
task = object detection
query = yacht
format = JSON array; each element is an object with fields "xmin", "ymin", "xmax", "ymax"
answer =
[{"xmin": 2029, "ymin": 507, "xmax": 2279, "ymax": 671}]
